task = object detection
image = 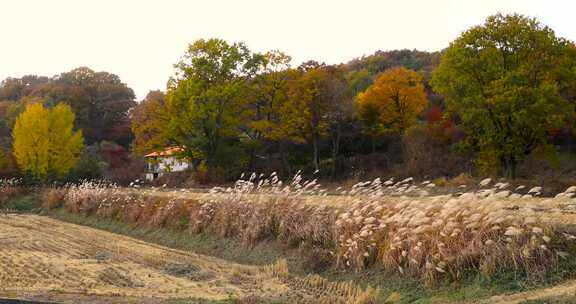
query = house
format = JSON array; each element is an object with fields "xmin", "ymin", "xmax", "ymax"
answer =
[{"xmin": 144, "ymin": 147, "xmax": 190, "ymax": 181}]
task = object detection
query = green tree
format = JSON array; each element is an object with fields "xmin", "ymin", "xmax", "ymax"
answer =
[
  {"xmin": 166, "ymin": 39, "xmax": 261, "ymax": 171},
  {"xmin": 431, "ymin": 13, "xmax": 576, "ymax": 178},
  {"xmin": 12, "ymin": 102, "xmax": 83, "ymax": 179}
]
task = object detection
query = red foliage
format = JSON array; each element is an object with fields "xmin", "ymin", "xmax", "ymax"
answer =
[
  {"xmin": 425, "ymin": 105, "xmax": 457, "ymax": 143},
  {"xmin": 101, "ymin": 142, "xmax": 129, "ymax": 168}
]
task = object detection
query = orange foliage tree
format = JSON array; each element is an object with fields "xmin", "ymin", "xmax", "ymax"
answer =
[{"xmin": 356, "ymin": 67, "xmax": 428, "ymax": 149}]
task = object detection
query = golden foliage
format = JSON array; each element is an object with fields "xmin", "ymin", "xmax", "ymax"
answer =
[
  {"xmin": 356, "ymin": 67, "xmax": 427, "ymax": 136},
  {"xmin": 12, "ymin": 102, "xmax": 83, "ymax": 179},
  {"xmin": 131, "ymin": 91, "xmax": 170, "ymax": 155}
]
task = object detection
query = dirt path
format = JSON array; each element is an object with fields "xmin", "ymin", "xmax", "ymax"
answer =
[{"xmin": 0, "ymin": 214, "xmax": 291, "ymax": 303}]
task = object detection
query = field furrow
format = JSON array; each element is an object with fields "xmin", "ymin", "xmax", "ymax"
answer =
[{"xmin": 0, "ymin": 214, "xmax": 292, "ymax": 303}]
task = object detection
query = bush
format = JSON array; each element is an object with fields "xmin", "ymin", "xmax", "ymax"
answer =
[
  {"xmin": 105, "ymin": 156, "xmax": 146, "ymax": 186},
  {"xmin": 403, "ymin": 124, "xmax": 470, "ymax": 179},
  {"xmin": 66, "ymin": 152, "xmax": 105, "ymax": 182}
]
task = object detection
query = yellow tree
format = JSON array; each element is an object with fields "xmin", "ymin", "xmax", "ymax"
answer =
[
  {"xmin": 282, "ymin": 67, "xmax": 330, "ymax": 171},
  {"xmin": 48, "ymin": 104, "xmax": 84, "ymax": 177},
  {"xmin": 12, "ymin": 102, "xmax": 83, "ymax": 179},
  {"xmin": 356, "ymin": 67, "xmax": 428, "ymax": 150},
  {"xmin": 12, "ymin": 103, "xmax": 49, "ymax": 178}
]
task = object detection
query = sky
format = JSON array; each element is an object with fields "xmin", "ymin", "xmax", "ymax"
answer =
[{"xmin": 1, "ymin": 0, "xmax": 574, "ymax": 100}]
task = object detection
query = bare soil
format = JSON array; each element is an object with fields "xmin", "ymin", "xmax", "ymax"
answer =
[{"xmin": 0, "ymin": 214, "xmax": 290, "ymax": 303}]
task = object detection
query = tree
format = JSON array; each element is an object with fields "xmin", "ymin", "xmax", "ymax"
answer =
[
  {"xmin": 166, "ymin": 39, "xmax": 261, "ymax": 171},
  {"xmin": 131, "ymin": 90, "xmax": 170, "ymax": 155},
  {"xmin": 48, "ymin": 104, "xmax": 85, "ymax": 177},
  {"xmin": 431, "ymin": 13, "xmax": 576, "ymax": 178},
  {"xmin": 44, "ymin": 67, "xmax": 136, "ymax": 145},
  {"xmin": 347, "ymin": 69, "xmax": 373, "ymax": 95},
  {"xmin": 282, "ymin": 67, "xmax": 328, "ymax": 171},
  {"xmin": 281, "ymin": 64, "xmax": 352, "ymax": 172},
  {"xmin": 12, "ymin": 102, "xmax": 83, "ymax": 179},
  {"xmin": 246, "ymin": 51, "xmax": 292, "ymax": 139},
  {"xmin": 0, "ymin": 76, "xmax": 49, "ymax": 101},
  {"xmin": 0, "ymin": 69, "xmax": 135, "ymax": 146},
  {"xmin": 356, "ymin": 67, "xmax": 428, "ymax": 151},
  {"xmin": 244, "ymin": 51, "xmax": 294, "ymax": 171},
  {"xmin": 323, "ymin": 66, "xmax": 354, "ymax": 177}
]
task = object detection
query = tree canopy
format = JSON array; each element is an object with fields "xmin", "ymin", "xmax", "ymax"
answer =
[
  {"xmin": 131, "ymin": 90, "xmax": 170, "ymax": 155},
  {"xmin": 12, "ymin": 102, "xmax": 83, "ymax": 179},
  {"xmin": 0, "ymin": 67, "xmax": 135, "ymax": 146},
  {"xmin": 165, "ymin": 39, "xmax": 261, "ymax": 169},
  {"xmin": 356, "ymin": 67, "xmax": 428, "ymax": 140},
  {"xmin": 431, "ymin": 13, "xmax": 576, "ymax": 178}
]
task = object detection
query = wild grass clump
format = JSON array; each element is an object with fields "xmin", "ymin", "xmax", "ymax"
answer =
[
  {"xmin": 52, "ymin": 173, "xmax": 576, "ymax": 285},
  {"xmin": 41, "ymin": 187, "xmax": 68, "ymax": 210},
  {"xmin": 0, "ymin": 178, "xmax": 22, "ymax": 205}
]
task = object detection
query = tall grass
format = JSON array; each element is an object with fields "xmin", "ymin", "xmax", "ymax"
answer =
[
  {"xmin": 0, "ymin": 178, "xmax": 22, "ymax": 205},
  {"xmin": 49, "ymin": 173, "xmax": 576, "ymax": 285}
]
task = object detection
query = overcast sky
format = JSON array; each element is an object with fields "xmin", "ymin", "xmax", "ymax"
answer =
[{"xmin": 1, "ymin": 0, "xmax": 574, "ymax": 99}]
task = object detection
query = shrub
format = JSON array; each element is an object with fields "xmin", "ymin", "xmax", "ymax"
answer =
[
  {"xmin": 105, "ymin": 156, "xmax": 146, "ymax": 186},
  {"xmin": 403, "ymin": 124, "xmax": 470, "ymax": 179}
]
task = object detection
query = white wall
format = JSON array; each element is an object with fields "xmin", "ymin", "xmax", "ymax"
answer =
[{"xmin": 146, "ymin": 156, "xmax": 190, "ymax": 180}]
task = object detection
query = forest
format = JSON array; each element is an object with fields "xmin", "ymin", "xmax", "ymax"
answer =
[{"xmin": 1, "ymin": 13, "xmax": 575, "ymax": 185}]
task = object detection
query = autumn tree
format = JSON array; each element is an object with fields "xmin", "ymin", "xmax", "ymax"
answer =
[
  {"xmin": 356, "ymin": 67, "xmax": 428, "ymax": 151},
  {"xmin": 0, "ymin": 69, "xmax": 135, "ymax": 146},
  {"xmin": 44, "ymin": 67, "xmax": 135, "ymax": 145},
  {"xmin": 244, "ymin": 51, "xmax": 295, "ymax": 170},
  {"xmin": 0, "ymin": 76, "xmax": 49, "ymax": 101},
  {"xmin": 324, "ymin": 66, "xmax": 354, "ymax": 176},
  {"xmin": 166, "ymin": 39, "xmax": 261, "ymax": 172},
  {"xmin": 431, "ymin": 13, "xmax": 576, "ymax": 178},
  {"xmin": 12, "ymin": 103, "xmax": 83, "ymax": 179},
  {"xmin": 281, "ymin": 64, "xmax": 352, "ymax": 172},
  {"xmin": 131, "ymin": 90, "xmax": 170, "ymax": 155}
]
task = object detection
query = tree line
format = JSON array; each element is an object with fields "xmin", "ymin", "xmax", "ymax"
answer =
[{"xmin": 2, "ymin": 13, "xmax": 576, "ymax": 183}]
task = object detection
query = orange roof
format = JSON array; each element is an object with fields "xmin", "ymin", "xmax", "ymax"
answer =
[{"xmin": 144, "ymin": 147, "xmax": 185, "ymax": 158}]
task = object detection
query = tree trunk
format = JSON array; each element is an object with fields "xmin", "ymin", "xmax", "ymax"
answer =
[
  {"xmin": 501, "ymin": 156, "xmax": 518, "ymax": 180},
  {"xmin": 331, "ymin": 125, "xmax": 341, "ymax": 179},
  {"xmin": 280, "ymin": 141, "xmax": 292, "ymax": 177},
  {"xmin": 247, "ymin": 147, "xmax": 256, "ymax": 173},
  {"xmin": 312, "ymin": 132, "xmax": 320, "ymax": 172}
]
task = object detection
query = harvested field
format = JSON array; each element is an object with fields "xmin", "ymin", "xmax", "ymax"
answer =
[{"xmin": 0, "ymin": 214, "xmax": 292, "ymax": 303}]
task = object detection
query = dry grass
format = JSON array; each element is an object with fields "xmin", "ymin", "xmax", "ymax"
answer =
[
  {"xmin": 0, "ymin": 214, "xmax": 292, "ymax": 303},
  {"xmin": 40, "ymin": 187, "xmax": 67, "ymax": 210},
  {"xmin": 263, "ymin": 259, "xmax": 379, "ymax": 304},
  {"xmin": 48, "ymin": 173, "xmax": 576, "ymax": 286},
  {"xmin": 0, "ymin": 178, "xmax": 22, "ymax": 205}
]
